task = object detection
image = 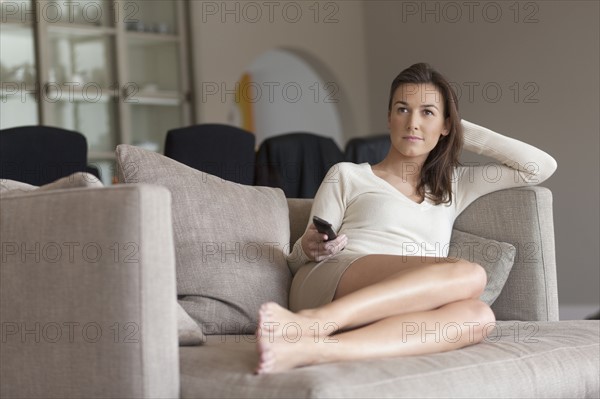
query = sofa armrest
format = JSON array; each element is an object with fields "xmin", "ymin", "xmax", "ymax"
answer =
[
  {"xmin": 454, "ymin": 186, "xmax": 558, "ymax": 322},
  {"xmin": 288, "ymin": 198, "xmax": 313, "ymax": 246},
  {"xmin": 288, "ymin": 186, "xmax": 558, "ymax": 322},
  {"xmin": 1, "ymin": 184, "xmax": 179, "ymax": 398}
]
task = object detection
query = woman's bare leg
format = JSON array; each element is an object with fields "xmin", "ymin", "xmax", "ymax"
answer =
[
  {"xmin": 256, "ymin": 298, "xmax": 495, "ymax": 374},
  {"xmin": 255, "ymin": 255, "xmax": 490, "ymax": 374},
  {"xmin": 328, "ymin": 255, "xmax": 487, "ymax": 330},
  {"xmin": 260, "ymin": 255, "xmax": 486, "ymax": 337}
]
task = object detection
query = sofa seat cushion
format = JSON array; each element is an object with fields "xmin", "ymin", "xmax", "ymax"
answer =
[{"xmin": 179, "ymin": 320, "xmax": 599, "ymax": 398}]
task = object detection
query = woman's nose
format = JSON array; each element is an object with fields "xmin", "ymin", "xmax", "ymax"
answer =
[{"xmin": 407, "ymin": 113, "xmax": 420, "ymax": 130}]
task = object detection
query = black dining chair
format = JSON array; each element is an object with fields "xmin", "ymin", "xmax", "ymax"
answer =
[
  {"xmin": 164, "ymin": 124, "xmax": 256, "ymax": 185},
  {"xmin": 254, "ymin": 132, "xmax": 344, "ymax": 198},
  {"xmin": 0, "ymin": 125, "xmax": 100, "ymax": 186},
  {"xmin": 344, "ymin": 134, "xmax": 391, "ymax": 164}
]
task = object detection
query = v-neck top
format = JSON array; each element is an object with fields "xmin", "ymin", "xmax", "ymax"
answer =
[{"xmin": 287, "ymin": 119, "xmax": 558, "ymax": 275}]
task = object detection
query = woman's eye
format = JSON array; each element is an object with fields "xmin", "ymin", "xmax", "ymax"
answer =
[
  {"xmin": 424, "ymin": 109, "xmax": 434, "ymax": 116},
  {"xmin": 397, "ymin": 107, "xmax": 407, "ymax": 113}
]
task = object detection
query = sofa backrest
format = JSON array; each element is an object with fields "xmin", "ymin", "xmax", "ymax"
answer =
[{"xmin": 286, "ymin": 186, "xmax": 559, "ymax": 322}]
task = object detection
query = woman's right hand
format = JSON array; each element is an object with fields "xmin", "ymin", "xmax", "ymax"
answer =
[{"xmin": 301, "ymin": 223, "xmax": 348, "ymax": 262}]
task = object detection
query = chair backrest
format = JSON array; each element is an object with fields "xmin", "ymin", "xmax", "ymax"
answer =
[
  {"xmin": 0, "ymin": 125, "xmax": 89, "ymax": 186},
  {"xmin": 164, "ymin": 124, "xmax": 256, "ymax": 185},
  {"xmin": 344, "ymin": 134, "xmax": 391, "ymax": 164},
  {"xmin": 255, "ymin": 132, "xmax": 344, "ymax": 198}
]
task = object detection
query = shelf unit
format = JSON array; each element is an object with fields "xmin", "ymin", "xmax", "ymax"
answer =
[{"xmin": 0, "ymin": 0, "xmax": 193, "ymax": 184}]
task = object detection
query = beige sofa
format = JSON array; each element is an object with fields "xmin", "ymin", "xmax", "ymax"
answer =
[{"xmin": 1, "ymin": 149, "xmax": 599, "ymax": 398}]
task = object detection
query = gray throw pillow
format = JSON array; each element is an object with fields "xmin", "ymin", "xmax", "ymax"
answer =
[
  {"xmin": 449, "ymin": 229, "xmax": 516, "ymax": 305},
  {"xmin": 0, "ymin": 173, "xmax": 103, "ymax": 198},
  {"xmin": 115, "ymin": 145, "xmax": 292, "ymax": 334},
  {"xmin": 177, "ymin": 303, "xmax": 205, "ymax": 346},
  {"xmin": 0, "ymin": 180, "xmax": 36, "ymax": 193}
]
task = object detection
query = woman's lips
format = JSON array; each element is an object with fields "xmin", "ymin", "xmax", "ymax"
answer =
[{"xmin": 403, "ymin": 136, "xmax": 423, "ymax": 142}]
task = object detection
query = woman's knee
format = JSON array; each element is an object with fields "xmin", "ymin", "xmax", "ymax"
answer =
[
  {"xmin": 438, "ymin": 298, "xmax": 495, "ymax": 345},
  {"xmin": 478, "ymin": 307, "xmax": 497, "ymax": 342},
  {"xmin": 467, "ymin": 299, "xmax": 495, "ymax": 324},
  {"xmin": 447, "ymin": 259, "xmax": 487, "ymax": 299},
  {"xmin": 468, "ymin": 299, "xmax": 496, "ymax": 342},
  {"xmin": 452, "ymin": 299, "xmax": 496, "ymax": 343}
]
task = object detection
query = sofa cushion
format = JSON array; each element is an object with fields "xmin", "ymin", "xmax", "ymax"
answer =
[
  {"xmin": 0, "ymin": 172, "xmax": 102, "ymax": 198},
  {"xmin": 178, "ymin": 303, "xmax": 206, "ymax": 346},
  {"xmin": 179, "ymin": 320, "xmax": 600, "ymax": 398},
  {"xmin": 0, "ymin": 179, "xmax": 36, "ymax": 193},
  {"xmin": 116, "ymin": 145, "xmax": 292, "ymax": 334},
  {"xmin": 449, "ymin": 229, "xmax": 516, "ymax": 306}
]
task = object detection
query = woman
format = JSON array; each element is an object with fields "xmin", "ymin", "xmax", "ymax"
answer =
[{"xmin": 255, "ymin": 63, "xmax": 557, "ymax": 374}]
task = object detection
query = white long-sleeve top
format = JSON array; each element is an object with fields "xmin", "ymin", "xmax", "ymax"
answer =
[{"xmin": 287, "ymin": 120, "xmax": 558, "ymax": 275}]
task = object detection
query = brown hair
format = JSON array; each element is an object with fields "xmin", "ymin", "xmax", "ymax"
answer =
[{"xmin": 388, "ymin": 62, "xmax": 463, "ymax": 205}]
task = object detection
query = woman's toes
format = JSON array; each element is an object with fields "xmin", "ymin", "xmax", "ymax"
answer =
[
  {"xmin": 262, "ymin": 350, "xmax": 274, "ymax": 363},
  {"xmin": 261, "ymin": 302, "xmax": 276, "ymax": 313},
  {"xmin": 256, "ymin": 358, "xmax": 274, "ymax": 375}
]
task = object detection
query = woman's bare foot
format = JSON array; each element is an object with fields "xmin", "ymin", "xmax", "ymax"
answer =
[{"xmin": 255, "ymin": 302, "xmax": 338, "ymax": 374}]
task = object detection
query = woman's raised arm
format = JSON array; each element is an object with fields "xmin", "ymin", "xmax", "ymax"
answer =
[{"xmin": 454, "ymin": 119, "xmax": 558, "ymax": 214}]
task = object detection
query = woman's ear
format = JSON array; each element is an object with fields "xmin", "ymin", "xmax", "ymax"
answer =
[
  {"xmin": 387, "ymin": 111, "xmax": 391, "ymax": 130},
  {"xmin": 442, "ymin": 118, "xmax": 450, "ymax": 136}
]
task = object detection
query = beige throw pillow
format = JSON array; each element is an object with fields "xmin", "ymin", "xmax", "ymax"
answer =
[{"xmin": 116, "ymin": 145, "xmax": 292, "ymax": 334}]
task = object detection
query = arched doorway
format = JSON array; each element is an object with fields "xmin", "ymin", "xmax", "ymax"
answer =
[{"xmin": 228, "ymin": 48, "xmax": 347, "ymax": 148}]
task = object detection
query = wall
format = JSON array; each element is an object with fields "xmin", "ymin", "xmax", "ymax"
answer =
[
  {"xmin": 189, "ymin": 0, "xmax": 370, "ymax": 144},
  {"xmin": 234, "ymin": 49, "xmax": 345, "ymax": 148},
  {"xmin": 189, "ymin": 0, "xmax": 599, "ymax": 317},
  {"xmin": 363, "ymin": 0, "xmax": 600, "ymax": 317}
]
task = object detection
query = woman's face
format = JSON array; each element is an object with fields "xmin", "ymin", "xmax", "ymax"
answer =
[{"xmin": 387, "ymin": 83, "xmax": 450, "ymax": 163}]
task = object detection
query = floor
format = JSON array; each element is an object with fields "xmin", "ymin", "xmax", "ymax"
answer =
[{"xmin": 559, "ymin": 304, "xmax": 600, "ymax": 320}]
